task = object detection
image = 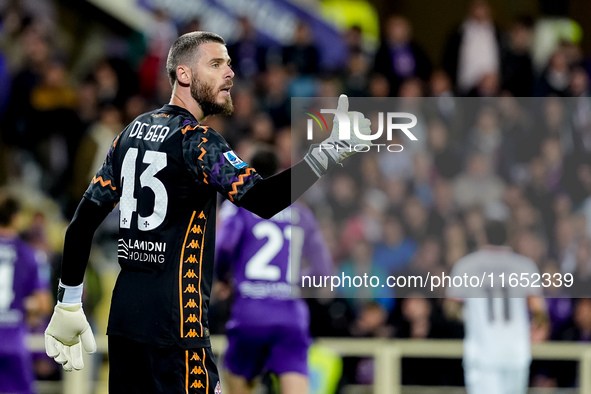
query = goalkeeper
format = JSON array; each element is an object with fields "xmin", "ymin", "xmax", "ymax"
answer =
[{"xmin": 44, "ymin": 31, "xmax": 372, "ymax": 393}]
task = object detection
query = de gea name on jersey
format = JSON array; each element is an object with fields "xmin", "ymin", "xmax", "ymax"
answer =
[{"xmin": 129, "ymin": 121, "xmax": 171, "ymax": 143}]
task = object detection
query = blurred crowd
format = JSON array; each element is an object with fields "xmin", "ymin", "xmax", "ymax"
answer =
[{"xmin": 2, "ymin": 0, "xmax": 591, "ymax": 389}]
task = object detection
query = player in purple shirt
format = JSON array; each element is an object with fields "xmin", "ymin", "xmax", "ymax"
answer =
[
  {"xmin": 216, "ymin": 149, "xmax": 332, "ymax": 394},
  {"xmin": 0, "ymin": 193, "xmax": 51, "ymax": 394}
]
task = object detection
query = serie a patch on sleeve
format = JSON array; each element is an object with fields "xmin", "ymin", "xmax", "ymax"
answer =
[{"xmin": 223, "ymin": 151, "xmax": 248, "ymax": 169}]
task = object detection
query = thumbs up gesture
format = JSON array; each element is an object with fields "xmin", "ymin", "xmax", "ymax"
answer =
[{"xmin": 304, "ymin": 94, "xmax": 373, "ymax": 177}]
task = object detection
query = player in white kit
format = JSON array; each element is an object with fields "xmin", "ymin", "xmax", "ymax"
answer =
[{"xmin": 448, "ymin": 221, "xmax": 547, "ymax": 394}]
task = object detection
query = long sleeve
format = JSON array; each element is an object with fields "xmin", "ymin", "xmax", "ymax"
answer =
[
  {"xmin": 238, "ymin": 160, "xmax": 319, "ymax": 219},
  {"xmin": 60, "ymin": 197, "xmax": 113, "ymax": 286}
]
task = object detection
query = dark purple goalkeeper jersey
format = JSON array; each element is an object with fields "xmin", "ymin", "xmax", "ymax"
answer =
[
  {"xmin": 215, "ymin": 202, "xmax": 332, "ymax": 332},
  {"xmin": 0, "ymin": 236, "xmax": 45, "ymax": 354}
]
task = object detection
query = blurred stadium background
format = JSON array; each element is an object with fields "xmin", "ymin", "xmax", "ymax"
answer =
[{"xmin": 3, "ymin": 0, "xmax": 591, "ymax": 392}]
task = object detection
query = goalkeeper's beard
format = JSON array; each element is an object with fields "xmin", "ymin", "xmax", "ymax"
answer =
[{"xmin": 190, "ymin": 74, "xmax": 233, "ymax": 117}]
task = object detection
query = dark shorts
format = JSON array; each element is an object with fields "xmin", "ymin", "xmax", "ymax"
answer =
[
  {"xmin": 224, "ymin": 325, "xmax": 310, "ymax": 381},
  {"xmin": 109, "ymin": 335, "xmax": 221, "ymax": 394}
]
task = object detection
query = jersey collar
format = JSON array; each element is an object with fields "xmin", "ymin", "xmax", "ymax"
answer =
[{"xmin": 161, "ymin": 104, "xmax": 199, "ymax": 121}]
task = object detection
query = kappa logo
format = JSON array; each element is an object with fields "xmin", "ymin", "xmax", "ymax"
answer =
[
  {"xmin": 184, "ymin": 284, "xmax": 197, "ymax": 293},
  {"xmin": 215, "ymin": 381, "xmax": 222, "ymax": 394},
  {"xmin": 186, "ymin": 240, "xmax": 200, "ymax": 249},
  {"xmin": 223, "ymin": 151, "xmax": 247, "ymax": 169},
  {"xmin": 186, "ymin": 328, "xmax": 199, "ymax": 338},
  {"xmin": 185, "ymin": 254, "xmax": 198, "ymax": 263},
  {"xmin": 190, "ymin": 379, "xmax": 204, "ymax": 388},
  {"xmin": 185, "ymin": 299, "xmax": 198, "ymax": 308},
  {"xmin": 185, "ymin": 314, "xmax": 198, "ymax": 323},
  {"xmin": 191, "ymin": 365, "xmax": 205, "ymax": 375}
]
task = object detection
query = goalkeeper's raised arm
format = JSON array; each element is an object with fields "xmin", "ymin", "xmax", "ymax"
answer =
[
  {"xmin": 239, "ymin": 94, "xmax": 374, "ymax": 218},
  {"xmin": 46, "ymin": 33, "xmax": 374, "ymax": 390}
]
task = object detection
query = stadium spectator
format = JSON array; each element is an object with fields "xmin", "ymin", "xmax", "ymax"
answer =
[
  {"xmin": 383, "ymin": 177, "xmax": 408, "ymax": 212},
  {"xmin": 531, "ymin": 7, "xmax": 582, "ymax": 72},
  {"xmin": 452, "ymin": 153, "xmax": 506, "ymax": 210},
  {"xmin": 468, "ymin": 71, "xmax": 501, "ymax": 97},
  {"xmin": 1, "ymin": 28, "xmax": 51, "ymax": 149},
  {"xmin": 552, "ymin": 298, "xmax": 590, "ymax": 386},
  {"xmin": 569, "ymin": 66, "xmax": 591, "ymax": 154},
  {"xmin": 428, "ymin": 179, "xmax": 459, "ymax": 233},
  {"xmin": 70, "ymin": 103, "xmax": 123, "ymax": 203},
  {"xmin": 221, "ymin": 86, "xmax": 257, "ymax": 147},
  {"xmin": 495, "ymin": 96, "xmax": 534, "ymax": 182},
  {"xmin": 348, "ymin": 301, "xmax": 394, "ymax": 384},
  {"xmin": 325, "ymin": 173, "xmax": 359, "ymax": 224},
  {"xmin": 342, "ymin": 48, "xmax": 371, "ymax": 97},
  {"xmin": 29, "ymin": 59, "xmax": 80, "ymax": 198},
  {"xmin": 426, "ymin": 119, "xmax": 462, "ymax": 179},
  {"xmin": 514, "ymin": 230, "xmax": 547, "ymax": 267},
  {"xmin": 395, "ymin": 295, "xmax": 463, "ymax": 385},
  {"xmin": 367, "ymin": 72, "xmax": 390, "ymax": 98},
  {"xmin": 429, "ymin": 69, "xmax": 454, "ymax": 98},
  {"xmin": 535, "ymin": 48, "xmax": 572, "ymax": 96},
  {"xmin": 396, "ymin": 295, "xmax": 442, "ymax": 339},
  {"xmin": 373, "ymin": 15, "xmax": 431, "ymax": 96},
  {"xmin": 501, "ymin": 16, "xmax": 535, "ymax": 97},
  {"xmin": 359, "ymin": 154, "xmax": 383, "ymax": 190},
  {"xmin": 443, "ymin": 220, "xmax": 469, "ymax": 268},
  {"xmin": 93, "ymin": 58, "xmax": 138, "ymax": 108},
  {"xmin": 138, "ymin": 8, "xmax": 177, "ymax": 97},
  {"xmin": 259, "ymin": 65, "xmax": 290, "ymax": 128},
  {"xmin": 557, "ymin": 298, "xmax": 591, "ymax": 342},
  {"xmin": 341, "ymin": 188, "xmax": 388, "ymax": 252},
  {"xmin": 226, "ymin": 17, "xmax": 267, "ymax": 79},
  {"xmin": 373, "ymin": 215, "xmax": 417, "ymax": 274},
  {"xmin": 283, "ymin": 21, "xmax": 320, "ymax": 76},
  {"xmin": 567, "ymin": 239, "xmax": 591, "ymax": 297},
  {"xmin": 463, "ymin": 207, "xmax": 487, "ymax": 250},
  {"xmin": 466, "ymin": 105, "xmax": 502, "ymax": 167},
  {"xmin": 442, "ymin": 0, "xmax": 501, "ymax": 94},
  {"xmin": 337, "ymin": 238, "xmax": 394, "ymax": 312},
  {"xmin": 542, "ymin": 261, "xmax": 574, "ymax": 337},
  {"xmin": 402, "ymin": 196, "xmax": 431, "ymax": 242}
]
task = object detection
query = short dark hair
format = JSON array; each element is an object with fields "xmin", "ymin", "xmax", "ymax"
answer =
[
  {"xmin": 484, "ymin": 220, "xmax": 507, "ymax": 246},
  {"xmin": 0, "ymin": 192, "xmax": 19, "ymax": 227},
  {"xmin": 166, "ymin": 31, "xmax": 226, "ymax": 87}
]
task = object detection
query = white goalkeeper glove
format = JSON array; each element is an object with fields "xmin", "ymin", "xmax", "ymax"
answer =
[
  {"xmin": 304, "ymin": 94, "xmax": 373, "ymax": 177},
  {"xmin": 45, "ymin": 282, "xmax": 96, "ymax": 371}
]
